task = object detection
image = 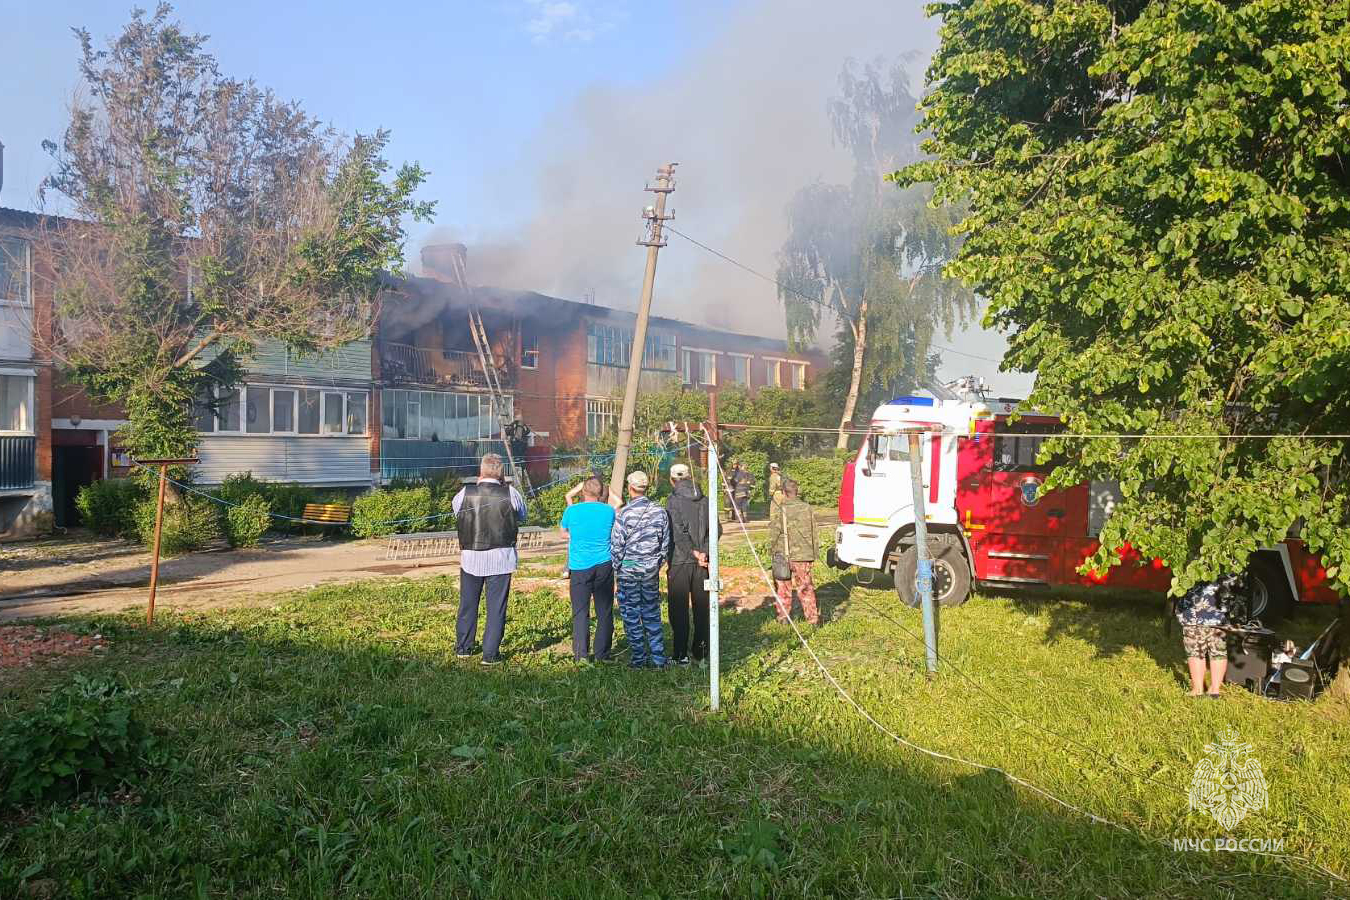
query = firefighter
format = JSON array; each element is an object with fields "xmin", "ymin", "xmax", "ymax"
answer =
[
  {"xmin": 767, "ymin": 479, "xmax": 820, "ymax": 626},
  {"xmin": 768, "ymin": 462, "xmax": 784, "ymax": 508},
  {"xmin": 729, "ymin": 460, "xmax": 754, "ymax": 522}
]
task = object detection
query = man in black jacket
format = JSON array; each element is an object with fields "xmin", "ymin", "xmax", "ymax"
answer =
[{"xmin": 665, "ymin": 464, "xmax": 710, "ymax": 666}]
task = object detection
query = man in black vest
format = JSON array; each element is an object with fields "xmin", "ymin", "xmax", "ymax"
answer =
[{"xmin": 452, "ymin": 453, "xmax": 527, "ymax": 664}]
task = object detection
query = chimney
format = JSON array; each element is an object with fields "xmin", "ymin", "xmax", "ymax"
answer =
[{"xmin": 421, "ymin": 243, "xmax": 468, "ymax": 289}]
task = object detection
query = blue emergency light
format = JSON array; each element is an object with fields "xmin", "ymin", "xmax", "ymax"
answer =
[{"xmin": 890, "ymin": 395, "xmax": 935, "ymax": 406}]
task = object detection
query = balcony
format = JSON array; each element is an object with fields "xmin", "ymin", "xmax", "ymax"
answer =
[
  {"xmin": 0, "ymin": 435, "xmax": 36, "ymax": 491},
  {"xmin": 378, "ymin": 342, "xmax": 513, "ymax": 390}
]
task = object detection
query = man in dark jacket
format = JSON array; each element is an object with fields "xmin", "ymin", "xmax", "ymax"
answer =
[
  {"xmin": 451, "ymin": 453, "xmax": 527, "ymax": 664},
  {"xmin": 729, "ymin": 460, "xmax": 754, "ymax": 522},
  {"xmin": 665, "ymin": 464, "xmax": 709, "ymax": 666}
]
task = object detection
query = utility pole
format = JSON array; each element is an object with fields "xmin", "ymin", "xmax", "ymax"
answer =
[
  {"xmin": 609, "ymin": 163, "xmax": 677, "ymax": 502},
  {"xmin": 905, "ymin": 429, "xmax": 938, "ymax": 673}
]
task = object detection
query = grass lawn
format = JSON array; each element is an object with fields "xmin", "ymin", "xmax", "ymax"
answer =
[{"xmin": 1, "ymin": 555, "xmax": 1346, "ymax": 898}]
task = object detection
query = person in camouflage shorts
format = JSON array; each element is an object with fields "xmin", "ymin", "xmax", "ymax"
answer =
[{"xmin": 1175, "ymin": 574, "xmax": 1242, "ymax": 698}]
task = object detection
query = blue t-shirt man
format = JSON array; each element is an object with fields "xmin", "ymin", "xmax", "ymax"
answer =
[{"xmin": 561, "ymin": 502, "xmax": 616, "ymax": 571}]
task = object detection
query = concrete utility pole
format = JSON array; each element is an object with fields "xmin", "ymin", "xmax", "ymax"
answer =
[
  {"xmin": 609, "ymin": 163, "xmax": 677, "ymax": 502},
  {"xmin": 906, "ymin": 429, "xmax": 939, "ymax": 674}
]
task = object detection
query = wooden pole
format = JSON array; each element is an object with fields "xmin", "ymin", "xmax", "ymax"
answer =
[
  {"xmin": 706, "ymin": 427, "xmax": 721, "ymax": 712},
  {"xmin": 147, "ymin": 463, "xmax": 168, "ymax": 625}
]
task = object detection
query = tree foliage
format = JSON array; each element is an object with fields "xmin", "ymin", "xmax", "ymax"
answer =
[
  {"xmin": 40, "ymin": 3, "xmax": 434, "ymax": 461},
  {"xmin": 900, "ymin": 0, "xmax": 1350, "ymax": 593},
  {"xmin": 778, "ymin": 60, "xmax": 975, "ymax": 446}
]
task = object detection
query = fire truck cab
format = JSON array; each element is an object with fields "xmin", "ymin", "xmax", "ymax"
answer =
[{"xmin": 828, "ymin": 389, "xmax": 1341, "ymax": 621}]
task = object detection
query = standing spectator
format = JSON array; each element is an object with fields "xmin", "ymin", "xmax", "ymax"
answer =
[
  {"xmin": 768, "ymin": 462, "xmax": 783, "ymax": 508},
  {"xmin": 767, "ymin": 479, "xmax": 820, "ymax": 626},
  {"xmin": 1175, "ymin": 574, "xmax": 1240, "ymax": 697},
  {"xmin": 665, "ymin": 463, "xmax": 709, "ymax": 666},
  {"xmin": 452, "ymin": 454, "xmax": 528, "ymax": 665},
  {"xmin": 729, "ymin": 460, "xmax": 754, "ymax": 522},
  {"xmin": 610, "ymin": 471, "xmax": 670, "ymax": 669},
  {"xmin": 559, "ymin": 476, "xmax": 617, "ymax": 662}
]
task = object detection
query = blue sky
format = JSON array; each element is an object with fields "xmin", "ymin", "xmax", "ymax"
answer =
[{"xmin": 1, "ymin": 1, "xmax": 1030, "ymax": 394}]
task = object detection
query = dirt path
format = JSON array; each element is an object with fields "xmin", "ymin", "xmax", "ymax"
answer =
[{"xmin": 0, "ymin": 533, "xmax": 780, "ymax": 621}]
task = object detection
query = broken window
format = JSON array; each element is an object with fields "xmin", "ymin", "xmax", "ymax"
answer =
[{"xmin": 520, "ymin": 328, "xmax": 540, "ymax": 369}]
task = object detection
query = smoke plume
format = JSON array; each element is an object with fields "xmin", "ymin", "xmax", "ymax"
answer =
[{"xmin": 422, "ymin": 0, "xmax": 939, "ymax": 340}]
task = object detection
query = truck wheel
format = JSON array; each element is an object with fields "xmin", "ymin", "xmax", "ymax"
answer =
[
  {"xmin": 895, "ymin": 539, "xmax": 971, "ymax": 609},
  {"xmin": 1239, "ymin": 557, "xmax": 1293, "ymax": 626}
]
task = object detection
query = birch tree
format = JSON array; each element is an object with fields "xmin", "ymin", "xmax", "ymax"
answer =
[{"xmin": 39, "ymin": 3, "xmax": 433, "ymax": 460}]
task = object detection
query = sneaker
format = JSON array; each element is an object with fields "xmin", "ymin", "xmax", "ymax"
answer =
[
  {"xmin": 675, "ymin": 657, "xmax": 691, "ymax": 667},
  {"xmin": 480, "ymin": 657, "xmax": 503, "ymax": 666},
  {"xmin": 455, "ymin": 652, "xmax": 474, "ymax": 659}
]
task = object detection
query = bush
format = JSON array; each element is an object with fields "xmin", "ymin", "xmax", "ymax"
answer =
[
  {"xmin": 224, "ymin": 494, "xmax": 271, "ymax": 548},
  {"xmin": 133, "ymin": 492, "xmax": 220, "ymax": 555},
  {"xmin": 75, "ymin": 478, "xmax": 147, "ymax": 538},
  {"xmin": 0, "ymin": 674, "xmax": 164, "ymax": 807},
  {"xmin": 262, "ymin": 482, "xmax": 317, "ymax": 530},
  {"xmin": 782, "ymin": 453, "xmax": 849, "ymax": 508},
  {"xmin": 351, "ymin": 486, "xmax": 434, "ymax": 538},
  {"xmin": 530, "ymin": 477, "xmax": 582, "ymax": 526}
]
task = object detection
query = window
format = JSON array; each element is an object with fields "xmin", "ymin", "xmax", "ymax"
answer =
[
  {"xmin": 381, "ymin": 389, "xmax": 508, "ymax": 441},
  {"xmin": 682, "ymin": 350, "xmax": 716, "ymax": 386},
  {"xmin": 790, "ymin": 362, "xmax": 806, "ymax": 391},
  {"xmin": 245, "ymin": 386, "xmax": 271, "ymax": 434},
  {"xmin": 765, "ymin": 360, "xmax": 782, "ymax": 387},
  {"xmin": 298, "ymin": 389, "xmax": 321, "ymax": 435},
  {"xmin": 322, "ymin": 392, "xmax": 345, "ymax": 435},
  {"xmin": 0, "ymin": 374, "xmax": 33, "ymax": 432},
  {"xmin": 218, "ymin": 388, "xmax": 242, "ymax": 432},
  {"xmin": 272, "ymin": 389, "xmax": 295, "ymax": 432},
  {"xmin": 586, "ymin": 322, "xmax": 676, "ymax": 370},
  {"xmin": 192, "ymin": 385, "xmax": 216, "ymax": 433},
  {"xmin": 993, "ymin": 422, "xmax": 1063, "ymax": 472},
  {"xmin": 729, "ymin": 355, "xmax": 749, "ymax": 385},
  {"xmin": 520, "ymin": 328, "xmax": 540, "ymax": 369},
  {"xmin": 0, "ymin": 238, "xmax": 31, "ymax": 306},
  {"xmin": 586, "ymin": 398, "xmax": 618, "ymax": 439},
  {"xmin": 346, "ymin": 392, "xmax": 367, "ymax": 435}
]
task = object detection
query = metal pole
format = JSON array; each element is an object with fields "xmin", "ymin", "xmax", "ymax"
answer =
[
  {"xmin": 906, "ymin": 430, "xmax": 938, "ymax": 674},
  {"xmin": 147, "ymin": 463, "xmax": 168, "ymax": 625},
  {"xmin": 609, "ymin": 163, "xmax": 677, "ymax": 502},
  {"xmin": 706, "ymin": 431, "xmax": 721, "ymax": 711}
]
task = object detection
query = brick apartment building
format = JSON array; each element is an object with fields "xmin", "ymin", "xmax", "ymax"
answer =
[{"xmin": 0, "ymin": 212, "xmax": 823, "ymax": 537}]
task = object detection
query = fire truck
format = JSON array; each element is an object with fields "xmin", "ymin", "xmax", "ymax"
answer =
[{"xmin": 826, "ymin": 385, "xmax": 1342, "ymax": 622}]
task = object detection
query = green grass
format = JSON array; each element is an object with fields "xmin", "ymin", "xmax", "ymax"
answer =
[{"xmin": 1, "ymin": 565, "xmax": 1346, "ymax": 898}]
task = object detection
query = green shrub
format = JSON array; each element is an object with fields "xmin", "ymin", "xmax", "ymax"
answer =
[
  {"xmin": 223, "ymin": 494, "xmax": 271, "ymax": 548},
  {"xmin": 216, "ymin": 472, "xmax": 268, "ymax": 506},
  {"xmin": 0, "ymin": 674, "xmax": 164, "ymax": 807},
  {"xmin": 351, "ymin": 486, "xmax": 434, "ymax": 538},
  {"xmin": 529, "ymin": 477, "xmax": 582, "ymax": 526},
  {"xmin": 782, "ymin": 453, "xmax": 848, "ymax": 508},
  {"xmin": 262, "ymin": 482, "xmax": 317, "ymax": 530},
  {"xmin": 74, "ymin": 478, "xmax": 147, "ymax": 538},
  {"xmin": 133, "ymin": 492, "xmax": 220, "ymax": 555}
]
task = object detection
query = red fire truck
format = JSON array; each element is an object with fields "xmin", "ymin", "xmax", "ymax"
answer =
[{"xmin": 826, "ymin": 391, "xmax": 1342, "ymax": 622}]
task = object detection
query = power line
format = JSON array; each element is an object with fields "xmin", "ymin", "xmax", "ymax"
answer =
[{"xmin": 664, "ymin": 224, "xmax": 1005, "ymax": 365}]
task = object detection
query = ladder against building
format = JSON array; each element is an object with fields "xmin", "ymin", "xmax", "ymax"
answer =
[{"xmin": 467, "ymin": 308, "xmax": 532, "ymax": 494}]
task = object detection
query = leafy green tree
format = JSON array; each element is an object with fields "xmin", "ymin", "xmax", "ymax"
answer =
[
  {"xmin": 39, "ymin": 4, "xmax": 433, "ymax": 462},
  {"xmin": 900, "ymin": 1, "xmax": 1350, "ymax": 593},
  {"xmin": 778, "ymin": 61, "xmax": 975, "ymax": 448}
]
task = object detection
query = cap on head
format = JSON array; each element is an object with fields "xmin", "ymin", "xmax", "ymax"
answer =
[
  {"xmin": 670, "ymin": 463, "xmax": 690, "ymax": 481},
  {"xmin": 770, "ymin": 462, "xmax": 780, "ymax": 470},
  {"xmin": 626, "ymin": 470, "xmax": 650, "ymax": 491}
]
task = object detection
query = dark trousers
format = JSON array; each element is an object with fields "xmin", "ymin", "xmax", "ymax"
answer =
[
  {"xmin": 456, "ymin": 571, "xmax": 512, "ymax": 661},
  {"xmin": 668, "ymin": 563, "xmax": 710, "ymax": 661},
  {"xmin": 569, "ymin": 562, "xmax": 615, "ymax": 660}
]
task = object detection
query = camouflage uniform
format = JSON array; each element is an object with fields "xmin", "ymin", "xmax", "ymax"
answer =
[
  {"xmin": 1176, "ymin": 575, "xmax": 1241, "ymax": 660},
  {"xmin": 610, "ymin": 495, "xmax": 671, "ymax": 668}
]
